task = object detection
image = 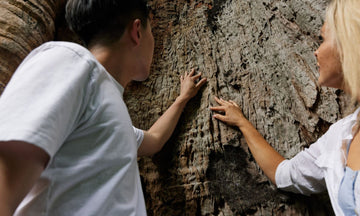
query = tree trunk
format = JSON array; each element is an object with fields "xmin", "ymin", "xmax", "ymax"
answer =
[
  {"xmin": 0, "ymin": 0, "xmax": 67, "ymax": 94},
  {"xmin": 125, "ymin": 0, "xmax": 354, "ymax": 215},
  {"xmin": 0, "ymin": 0, "xmax": 355, "ymax": 215}
]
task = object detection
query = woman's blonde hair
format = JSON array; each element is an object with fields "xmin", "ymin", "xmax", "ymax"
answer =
[{"xmin": 326, "ymin": 0, "xmax": 360, "ymax": 99}]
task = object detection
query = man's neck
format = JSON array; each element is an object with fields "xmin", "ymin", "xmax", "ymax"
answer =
[{"xmin": 90, "ymin": 44, "xmax": 131, "ymax": 87}]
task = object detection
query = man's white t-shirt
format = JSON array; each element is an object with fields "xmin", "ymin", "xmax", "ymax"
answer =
[{"xmin": 0, "ymin": 42, "xmax": 147, "ymax": 216}]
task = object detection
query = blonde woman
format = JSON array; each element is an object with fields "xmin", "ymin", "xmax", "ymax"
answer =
[{"xmin": 211, "ymin": 0, "xmax": 360, "ymax": 215}]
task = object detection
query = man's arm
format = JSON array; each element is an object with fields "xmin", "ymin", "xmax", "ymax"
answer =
[
  {"xmin": 138, "ymin": 69, "xmax": 207, "ymax": 156},
  {"xmin": 0, "ymin": 141, "xmax": 49, "ymax": 215},
  {"xmin": 210, "ymin": 97, "xmax": 285, "ymax": 184}
]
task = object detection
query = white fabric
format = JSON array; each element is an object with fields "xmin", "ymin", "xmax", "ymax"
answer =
[
  {"xmin": 0, "ymin": 41, "xmax": 146, "ymax": 216},
  {"xmin": 275, "ymin": 107, "xmax": 360, "ymax": 216}
]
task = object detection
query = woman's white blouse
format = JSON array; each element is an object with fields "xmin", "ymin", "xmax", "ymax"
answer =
[{"xmin": 275, "ymin": 107, "xmax": 360, "ymax": 216}]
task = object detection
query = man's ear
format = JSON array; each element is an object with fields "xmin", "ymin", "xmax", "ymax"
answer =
[{"xmin": 129, "ymin": 19, "xmax": 142, "ymax": 46}]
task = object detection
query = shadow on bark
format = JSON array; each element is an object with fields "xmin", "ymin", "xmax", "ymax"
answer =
[{"xmin": 207, "ymin": 145, "xmax": 335, "ymax": 215}]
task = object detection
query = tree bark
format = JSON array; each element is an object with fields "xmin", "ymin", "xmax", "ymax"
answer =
[
  {"xmin": 0, "ymin": 0, "xmax": 67, "ymax": 94},
  {"xmin": 125, "ymin": 0, "xmax": 355, "ymax": 215},
  {"xmin": 0, "ymin": 0, "xmax": 356, "ymax": 215}
]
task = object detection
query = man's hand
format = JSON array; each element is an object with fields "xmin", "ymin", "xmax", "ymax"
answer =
[
  {"xmin": 177, "ymin": 69, "xmax": 207, "ymax": 103},
  {"xmin": 138, "ymin": 69, "xmax": 207, "ymax": 156}
]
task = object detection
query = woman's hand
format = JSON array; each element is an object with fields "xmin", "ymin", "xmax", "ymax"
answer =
[
  {"xmin": 177, "ymin": 69, "xmax": 207, "ymax": 103},
  {"xmin": 211, "ymin": 96, "xmax": 285, "ymax": 184},
  {"xmin": 210, "ymin": 97, "xmax": 247, "ymax": 128}
]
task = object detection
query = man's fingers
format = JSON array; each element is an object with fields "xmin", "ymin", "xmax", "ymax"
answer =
[
  {"xmin": 191, "ymin": 73, "xmax": 202, "ymax": 80},
  {"xmin": 188, "ymin": 68, "xmax": 195, "ymax": 76},
  {"xmin": 196, "ymin": 78, "xmax": 207, "ymax": 88}
]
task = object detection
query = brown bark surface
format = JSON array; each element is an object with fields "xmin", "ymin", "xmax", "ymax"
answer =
[
  {"xmin": 125, "ymin": 0, "xmax": 354, "ymax": 215},
  {"xmin": 0, "ymin": 0, "xmax": 356, "ymax": 215},
  {"xmin": 0, "ymin": 0, "xmax": 67, "ymax": 94}
]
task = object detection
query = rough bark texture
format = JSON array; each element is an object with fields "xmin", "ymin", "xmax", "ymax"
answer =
[
  {"xmin": 0, "ymin": 0, "xmax": 67, "ymax": 94},
  {"xmin": 125, "ymin": 0, "xmax": 355, "ymax": 215},
  {"xmin": 0, "ymin": 0, "xmax": 356, "ymax": 215}
]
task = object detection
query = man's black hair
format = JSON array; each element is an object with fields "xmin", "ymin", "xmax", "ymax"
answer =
[{"xmin": 65, "ymin": 0, "xmax": 149, "ymax": 47}]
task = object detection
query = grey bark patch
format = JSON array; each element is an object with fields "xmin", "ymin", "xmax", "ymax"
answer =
[{"xmin": 206, "ymin": 0, "xmax": 229, "ymax": 33}]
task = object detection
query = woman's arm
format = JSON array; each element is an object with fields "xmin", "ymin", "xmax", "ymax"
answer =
[
  {"xmin": 210, "ymin": 97, "xmax": 285, "ymax": 184},
  {"xmin": 138, "ymin": 69, "xmax": 207, "ymax": 156}
]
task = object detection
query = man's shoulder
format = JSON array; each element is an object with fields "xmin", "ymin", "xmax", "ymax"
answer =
[
  {"xmin": 23, "ymin": 41, "xmax": 103, "ymax": 77},
  {"xmin": 33, "ymin": 41, "xmax": 94, "ymax": 61},
  {"xmin": 10, "ymin": 41, "xmax": 105, "ymax": 91}
]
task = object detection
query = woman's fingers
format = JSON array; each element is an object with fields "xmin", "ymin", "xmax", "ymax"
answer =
[
  {"xmin": 213, "ymin": 113, "xmax": 226, "ymax": 122},
  {"xmin": 210, "ymin": 106, "xmax": 225, "ymax": 111},
  {"xmin": 219, "ymin": 98, "xmax": 233, "ymax": 106},
  {"xmin": 229, "ymin": 100, "xmax": 239, "ymax": 107}
]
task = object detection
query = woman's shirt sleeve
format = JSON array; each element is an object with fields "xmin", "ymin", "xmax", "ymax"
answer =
[{"xmin": 275, "ymin": 134, "xmax": 327, "ymax": 195}]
